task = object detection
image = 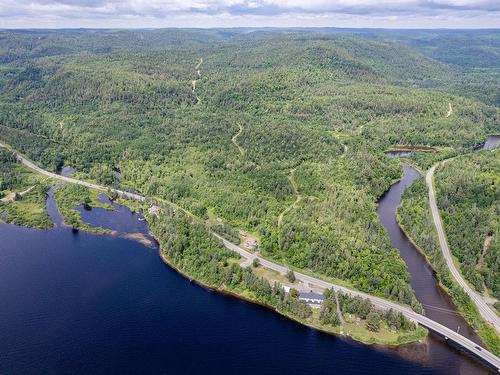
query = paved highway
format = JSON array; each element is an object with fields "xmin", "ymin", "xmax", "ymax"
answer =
[
  {"xmin": 426, "ymin": 164, "xmax": 500, "ymax": 333},
  {"xmin": 1, "ymin": 142, "xmax": 499, "ymax": 371},
  {"xmin": 216, "ymin": 234, "xmax": 500, "ymax": 369},
  {"xmin": 0, "ymin": 142, "xmax": 145, "ymax": 202}
]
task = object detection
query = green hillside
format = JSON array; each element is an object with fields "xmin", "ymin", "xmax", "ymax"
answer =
[{"xmin": 1, "ymin": 29, "xmax": 499, "ymax": 313}]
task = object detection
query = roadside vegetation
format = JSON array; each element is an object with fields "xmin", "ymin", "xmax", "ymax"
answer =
[
  {"xmin": 435, "ymin": 152, "xmax": 499, "ymax": 301},
  {"xmin": 398, "ymin": 174, "xmax": 500, "ymax": 352},
  {"xmin": 148, "ymin": 205, "xmax": 314, "ymax": 321},
  {"xmin": 0, "ymin": 148, "xmax": 52, "ymax": 228},
  {"xmin": 1, "ymin": 29, "xmax": 499, "ymax": 346},
  {"xmin": 147, "ymin": 204, "xmax": 423, "ymax": 345},
  {"xmin": 316, "ymin": 289, "xmax": 426, "ymax": 345}
]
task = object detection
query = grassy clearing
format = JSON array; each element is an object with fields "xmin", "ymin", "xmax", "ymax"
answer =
[
  {"xmin": 0, "ymin": 184, "xmax": 52, "ymax": 228},
  {"xmin": 0, "ymin": 166, "xmax": 53, "ymax": 228},
  {"xmin": 276, "ymin": 306, "xmax": 428, "ymax": 346},
  {"xmin": 252, "ymin": 264, "xmax": 292, "ymax": 285},
  {"xmin": 308, "ymin": 309, "xmax": 428, "ymax": 346}
]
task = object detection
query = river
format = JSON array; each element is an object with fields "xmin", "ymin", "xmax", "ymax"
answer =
[
  {"xmin": 377, "ymin": 163, "xmax": 493, "ymax": 375},
  {"xmin": 0, "ymin": 177, "xmax": 494, "ymax": 374}
]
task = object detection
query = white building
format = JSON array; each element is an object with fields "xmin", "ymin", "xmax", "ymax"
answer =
[{"xmin": 299, "ymin": 291, "xmax": 325, "ymax": 308}]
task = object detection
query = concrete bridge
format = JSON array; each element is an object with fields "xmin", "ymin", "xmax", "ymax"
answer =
[
  {"xmin": 217, "ymin": 235, "xmax": 500, "ymax": 372},
  {"xmin": 2, "ymin": 142, "xmax": 499, "ymax": 372}
]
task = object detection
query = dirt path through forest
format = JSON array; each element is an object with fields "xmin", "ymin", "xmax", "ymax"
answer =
[
  {"xmin": 445, "ymin": 103, "xmax": 453, "ymax": 118},
  {"xmin": 277, "ymin": 169, "xmax": 303, "ymax": 237},
  {"xmin": 231, "ymin": 123, "xmax": 245, "ymax": 156},
  {"xmin": 192, "ymin": 58, "xmax": 203, "ymax": 104}
]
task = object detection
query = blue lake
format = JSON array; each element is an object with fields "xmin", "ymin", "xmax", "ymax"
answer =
[{"xmin": 0, "ymin": 184, "xmax": 493, "ymax": 374}]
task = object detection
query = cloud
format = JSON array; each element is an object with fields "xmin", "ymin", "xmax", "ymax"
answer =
[{"xmin": 0, "ymin": 0, "xmax": 499, "ymax": 28}]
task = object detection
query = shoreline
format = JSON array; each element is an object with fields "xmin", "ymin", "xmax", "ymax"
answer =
[
  {"xmin": 396, "ymin": 210, "xmax": 495, "ymax": 350},
  {"xmin": 386, "ymin": 161, "xmax": 492, "ymax": 348},
  {"xmin": 396, "ymin": 217, "xmax": 465, "ymax": 310},
  {"xmin": 1, "ymin": 167, "xmax": 429, "ymax": 348},
  {"xmin": 153, "ymin": 233, "xmax": 426, "ymax": 348}
]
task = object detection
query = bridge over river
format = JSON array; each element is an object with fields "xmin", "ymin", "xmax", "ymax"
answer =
[{"xmin": 1, "ymin": 142, "xmax": 499, "ymax": 372}]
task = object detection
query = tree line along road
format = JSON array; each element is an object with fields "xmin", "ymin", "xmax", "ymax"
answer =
[
  {"xmin": 1, "ymin": 142, "xmax": 499, "ymax": 371},
  {"xmin": 426, "ymin": 163, "xmax": 500, "ymax": 333}
]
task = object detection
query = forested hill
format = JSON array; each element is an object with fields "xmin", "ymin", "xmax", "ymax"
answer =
[
  {"xmin": 2, "ymin": 28, "xmax": 498, "ymax": 104},
  {"xmin": 0, "ymin": 29, "xmax": 499, "ymax": 311}
]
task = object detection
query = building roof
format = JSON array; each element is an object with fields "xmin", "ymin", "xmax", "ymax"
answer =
[{"xmin": 299, "ymin": 291, "xmax": 325, "ymax": 301}]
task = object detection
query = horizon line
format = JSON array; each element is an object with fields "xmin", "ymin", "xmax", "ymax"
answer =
[{"xmin": 1, "ymin": 26, "xmax": 499, "ymax": 31}]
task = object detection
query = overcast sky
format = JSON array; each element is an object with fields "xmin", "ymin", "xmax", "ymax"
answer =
[{"xmin": 1, "ymin": 0, "xmax": 499, "ymax": 29}]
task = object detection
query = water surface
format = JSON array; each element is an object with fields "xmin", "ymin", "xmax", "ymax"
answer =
[
  {"xmin": 377, "ymin": 164, "xmax": 492, "ymax": 375},
  {"xmin": 482, "ymin": 135, "xmax": 500, "ymax": 151},
  {"xmin": 76, "ymin": 194, "xmax": 148, "ymax": 235},
  {"xmin": 386, "ymin": 150, "xmax": 412, "ymax": 158},
  {"xmin": 0, "ymin": 187, "xmax": 440, "ymax": 375}
]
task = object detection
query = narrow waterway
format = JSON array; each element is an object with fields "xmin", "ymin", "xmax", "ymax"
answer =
[
  {"xmin": 0, "ymin": 170, "xmax": 496, "ymax": 374},
  {"xmin": 46, "ymin": 183, "xmax": 64, "ymax": 226},
  {"xmin": 0, "ymin": 184, "xmax": 440, "ymax": 375},
  {"xmin": 377, "ymin": 163, "xmax": 493, "ymax": 375}
]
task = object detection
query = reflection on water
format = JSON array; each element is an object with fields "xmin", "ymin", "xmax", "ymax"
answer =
[
  {"xmin": 59, "ymin": 166, "xmax": 74, "ymax": 177},
  {"xmin": 76, "ymin": 194, "xmax": 148, "ymax": 234},
  {"xmin": 76, "ymin": 193, "xmax": 155, "ymax": 247},
  {"xmin": 46, "ymin": 183, "xmax": 64, "ymax": 227}
]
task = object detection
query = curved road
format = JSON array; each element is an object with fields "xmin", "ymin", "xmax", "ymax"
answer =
[
  {"xmin": 0, "ymin": 142, "xmax": 145, "ymax": 203},
  {"xmin": 231, "ymin": 123, "xmax": 245, "ymax": 156},
  {"xmin": 426, "ymin": 164, "xmax": 500, "ymax": 333},
  {"xmin": 1, "ymin": 142, "xmax": 499, "ymax": 371}
]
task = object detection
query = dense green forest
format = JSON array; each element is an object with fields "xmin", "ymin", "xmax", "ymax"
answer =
[
  {"xmin": 1, "ymin": 29, "xmax": 499, "ymax": 314},
  {"xmin": 146, "ymin": 203, "xmax": 423, "ymax": 344},
  {"xmin": 149, "ymin": 203, "xmax": 316, "ymax": 322},
  {"xmin": 435, "ymin": 152, "xmax": 499, "ymax": 299},
  {"xmin": 398, "ymin": 165, "xmax": 499, "ymax": 352},
  {"xmin": 0, "ymin": 148, "xmax": 19, "ymax": 193}
]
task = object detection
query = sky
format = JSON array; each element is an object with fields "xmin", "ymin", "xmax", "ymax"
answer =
[{"xmin": 0, "ymin": 0, "xmax": 499, "ymax": 29}]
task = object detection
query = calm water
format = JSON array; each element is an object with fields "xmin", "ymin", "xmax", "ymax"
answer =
[
  {"xmin": 0, "ymin": 186, "xmax": 438, "ymax": 375},
  {"xmin": 386, "ymin": 150, "xmax": 412, "ymax": 158},
  {"xmin": 0, "ymin": 176, "xmax": 494, "ymax": 374},
  {"xmin": 76, "ymin": 194, "xmax": 148, "ymax": 234},
  {"xmin": 482, "ymin": 135, "xmax": 500, "ymax": 151},
  {"xmin": 377, "ymin": 164, "xmax": 493, "ymax": 375}
]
